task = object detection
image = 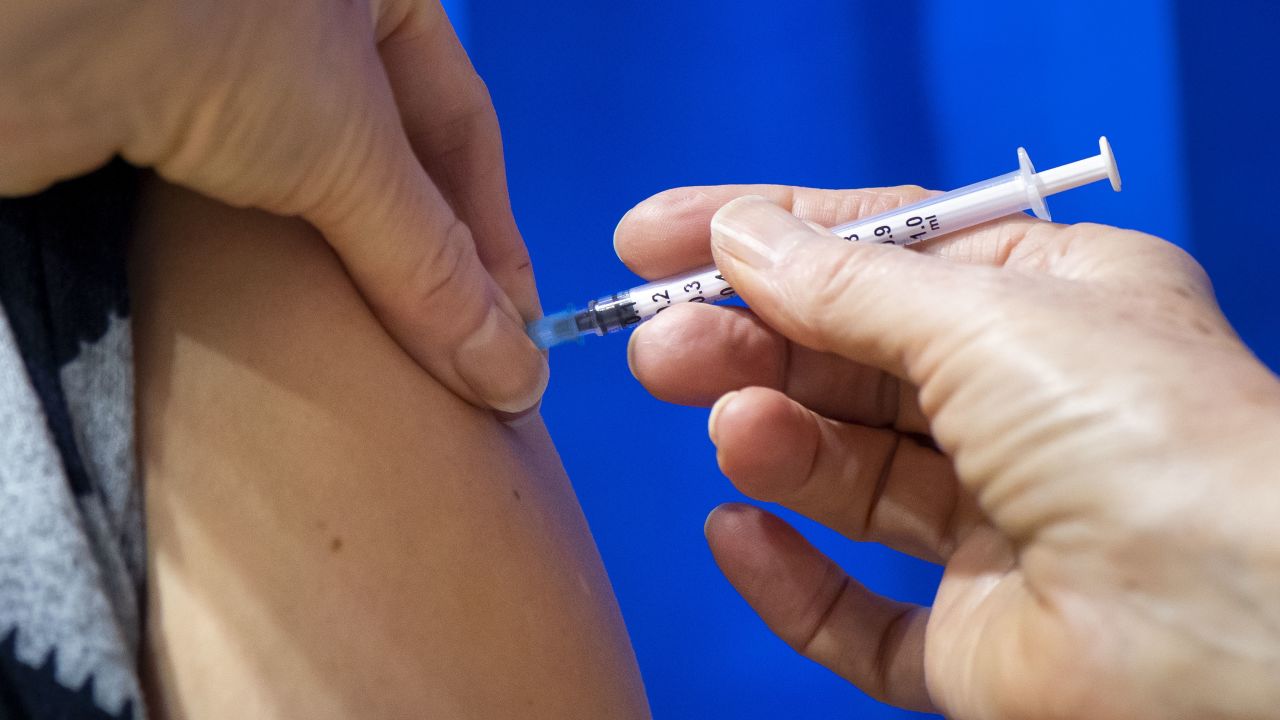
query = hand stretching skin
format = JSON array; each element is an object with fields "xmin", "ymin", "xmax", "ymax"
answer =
[
  {"xmin": 0, "ymin": 0, "xmax": 546, "ymax": 412},
  {"xmin": 616, "ymin": 185, "xmax": 1280, "ymax": 719}
]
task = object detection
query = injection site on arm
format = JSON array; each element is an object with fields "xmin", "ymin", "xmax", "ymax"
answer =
[{"xmin": 529, "ymin": 136, "xmax": 1122, "ymax": 350}]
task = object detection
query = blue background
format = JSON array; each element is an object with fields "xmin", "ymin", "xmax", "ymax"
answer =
[{"xmin": 448, "ymin": 1, "xmax": 1280, "ymax": 717}]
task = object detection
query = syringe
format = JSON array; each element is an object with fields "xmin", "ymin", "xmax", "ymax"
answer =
[{"xmin": 528, "ymin": 136, "xmax": 1121, "ymax": 350}]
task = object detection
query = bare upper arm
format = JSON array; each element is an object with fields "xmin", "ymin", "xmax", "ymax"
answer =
[{"xmin": 130, "ymin": 179, "xmax": 648, "ymax": 719}]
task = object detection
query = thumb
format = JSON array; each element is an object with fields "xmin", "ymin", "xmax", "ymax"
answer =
[
  {"xmin": 709, "ymin": 195, "xmax": 1003, "ymax": 386},
  {"xmin": 128, "ymin": 5, "xmax": 548, "ymax": 414}
]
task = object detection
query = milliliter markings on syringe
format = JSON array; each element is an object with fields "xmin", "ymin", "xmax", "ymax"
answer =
[
  {"xmin": 651, "ymin": 274, "xmax": 735, "ymax": 316},
  {"xmin": 842, "ymin": 214, "xmax": 941, "ymax": 245},
  {"xmin": 527, "ymin": 137, "xmax": 1122, "ymax": 350}
]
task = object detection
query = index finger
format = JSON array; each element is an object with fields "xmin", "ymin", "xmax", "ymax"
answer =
[
  {"xmin": 613, "ymin": 185, "xmax": 930, "ymax": 279},
  {"xmin": 377, "ymin": 2, "xmax": 540, "ymax": 320}
]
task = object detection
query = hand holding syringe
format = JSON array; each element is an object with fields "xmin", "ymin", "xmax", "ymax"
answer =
[{"xmin": 528, "ymin": 137, "xmax": 1121, "ymax": 349}]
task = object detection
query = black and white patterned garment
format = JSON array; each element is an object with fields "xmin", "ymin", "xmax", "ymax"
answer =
[{"xmin": 0, "ymin": 161, "xmax": 147, "ymax": 719}]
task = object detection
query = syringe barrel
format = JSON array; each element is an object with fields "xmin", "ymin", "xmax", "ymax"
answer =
[
  {"xmin": 628, "ymin": 268, "xmax": 736, "ymax": 319},
  {"xmin": 829, "ymin": 171, "xmax": 1032, "ymax": 246},
  {"xmin": 582, "ymin": 268, "xmax": 736, "ymax": 335}
]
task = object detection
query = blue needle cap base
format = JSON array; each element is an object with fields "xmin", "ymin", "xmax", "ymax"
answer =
[{"xmin": 527, "ymin": 308, "xmax": 588, "ymax": 350}]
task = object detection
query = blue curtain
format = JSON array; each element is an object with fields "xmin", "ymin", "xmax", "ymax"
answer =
[{"xmin": 448, "ymin": 1, "xmax": 1279, "ymax": 717}]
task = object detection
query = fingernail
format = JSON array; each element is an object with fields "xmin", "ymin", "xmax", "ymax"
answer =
[
  {"xmin": 708, "ymin": 390, "xmax": 739, "ymax": 444},
  {"xmin": 612, "ymin": 206, "xmax": 636, "ymax": 260},
  {"xmin": 626, "ymin": 325, "xmax": 642, "ymax": 379},
  {"xmin": 498, "ymin": 405, "xmax": 543, "ymax": 429},
  {"xmin": 704, "ymin": 505, "xmax": 723, "ymax": 536},
  {"xmin": 705, "ymin": 502, "xmax": 750, "ymax": 536},
  {"xmin": 625, "ymin": 319, "xmax": 655, "ymax": 382},
  {"xmin": 710, "ymin": 196, "xmax": 810, "ymax": 269},
  {"xmin": 455, "ymin": 304, "xmax": 550, "ymax": 413}
]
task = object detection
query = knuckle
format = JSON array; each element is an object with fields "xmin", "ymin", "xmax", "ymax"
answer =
[
  {"xmin": 1023, "ymin": 218, "xmax": 1064, "ymax": 248},
  {"xmin": 469, "ymin": 73, "xmax": 495, "ymax": 108},
  {"xmin": 819, "ymin": 186, "xmax": 930, "ymax": 225},
  {"xmin": 502, "ymin": 243, "xmax": 535, "ymax": 275},
  {"xmin": 409, "ymin": 85, "xmax": 496, "ymax": 162},
  {"xmin": 1059, "ymin": 223, "xmax": 1216, "ymax": 297},
  {"xmin": 1002, "ymin": 220, "xmax": 1065, "ymax": 268},
  {"xmin": 374, "ymin": 0, "xmax": 420, "ymax": 40},
  {"xmin": 401, "ymin": 218, "xmax": 480, "ymax": 313},
  {"xmin": 861, "ymin": 185, "xmax": 930, "ymax": 216},
  {"xmin": 1113, "ymin": 225, "xmax": 1196, "ymax": 264},
  {"xmin": 795, "ymin": 568, "xmax": 848, "ymax": 655},
  {"xmin": 1124, "ymin": 233, "xmax": 1216, "ymax": 301},
  {"xmin": 884, "ymin": 184, "xmax": 932, "ymax": 205},
  {"xmin": 1064, "ymin": 221, "xmax": 1124, "ymax": 253}
]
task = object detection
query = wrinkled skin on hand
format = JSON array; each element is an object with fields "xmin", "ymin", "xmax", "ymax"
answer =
[
  {"xmin": 0, "ymin": 0, "xmax": 546, "ymax": 413},
  {"xmin": 617, "ymin": 185, "xmax": 1280, "ymax": 719}
]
